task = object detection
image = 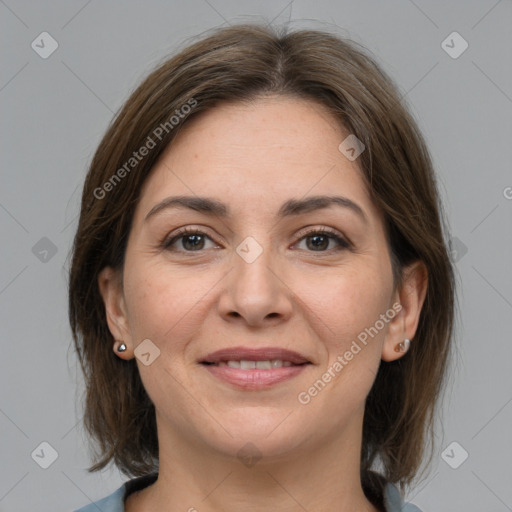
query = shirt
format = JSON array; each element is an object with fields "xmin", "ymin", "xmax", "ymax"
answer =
[{"xmin": 73, "ymin": 472, "xmax": 422, "ymax": 512}]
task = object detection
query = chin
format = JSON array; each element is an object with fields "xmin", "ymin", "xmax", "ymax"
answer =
[
  {"xmin": 208, "ymin": 433, "xmax": 305, "ymax": 465},
  {"xmin": 198, "ymin": 414, "xmax": 307, "ymax": 461}
]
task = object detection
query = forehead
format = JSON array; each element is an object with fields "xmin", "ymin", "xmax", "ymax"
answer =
[{"xmin": 134, "ymin": 96, "xmax": 381, "ymax": 225}]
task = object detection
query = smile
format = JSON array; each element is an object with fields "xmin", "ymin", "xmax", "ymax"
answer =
[
  {"xmin": 201, "ymin": 361, "xmax": 311, "ymax": 390},
  {"xmin": 204, "ymin": 359, "xmax": 300, "ymax": 369}
]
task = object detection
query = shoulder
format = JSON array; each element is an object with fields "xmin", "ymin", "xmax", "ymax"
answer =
[
  {"xmin": 383, "ymin": 482, "xmax": 423, "ymax": 512},
  {"xmin": 72, "ymin": 484, "xmax": 125, "ymax": 512},
  {"xmin": 72, "ymin": 473, "xmax": 158, "ymax": 512}
]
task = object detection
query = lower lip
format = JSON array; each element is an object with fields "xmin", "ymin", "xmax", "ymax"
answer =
[{"xmin": 202, "ymin": 364, "xmax": 309, "ymax": 390}]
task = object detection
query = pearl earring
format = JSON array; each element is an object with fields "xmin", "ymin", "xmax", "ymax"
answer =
[
  {"xmin": 117, "ymin": 342, "xmax": 127, "ymax": 353},
  {"xmin": 394, "ymin": 338, "xmax": 411, "ymax": 353}
]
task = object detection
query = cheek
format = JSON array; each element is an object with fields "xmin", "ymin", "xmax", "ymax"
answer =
[
  {"xmin": 309, "ymin": 260, "xmax": 393, "ymax": 360},
  {"xmin": 123, "ymin": 261, "xmax": 212, "ymax": 347},
  {"xmin": 292, "ymin": 263, "xmax": 393, "ymax": 429}
]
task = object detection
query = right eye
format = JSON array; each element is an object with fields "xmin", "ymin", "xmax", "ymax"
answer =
[{"xmin": 161, "ymin": 227, "xmax": 219, "ymax": 252}]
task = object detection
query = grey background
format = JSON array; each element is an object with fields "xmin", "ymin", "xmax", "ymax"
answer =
[{"xmin": 1, "ymin": 1, "xmax": 511, "ymax": 511}]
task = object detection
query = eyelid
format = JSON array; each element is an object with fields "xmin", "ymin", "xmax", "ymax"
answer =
[
  {"xmin": 160, "ymin": 226, "xmax": 219, "ymax": 250},
  {"xmin": 161, "ymin": 225, "xmax": 353, "ymax": 254},
  {"xmin": 295, "ymin": 226, "xmax": 352, "ymax": 250}
]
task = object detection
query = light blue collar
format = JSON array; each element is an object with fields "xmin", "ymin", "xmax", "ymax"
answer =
[
  {"xmin": 73, "ymin": 474, "xmax": 423, "ymax": 512},
  {"xmin": 384, "ymin": 481, "xmax": 423, "ymax": 511}
]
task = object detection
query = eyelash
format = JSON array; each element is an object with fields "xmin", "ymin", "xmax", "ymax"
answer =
[{"xmin": 160, "ymin": 226, "xmax": 351, "ymax": 253}]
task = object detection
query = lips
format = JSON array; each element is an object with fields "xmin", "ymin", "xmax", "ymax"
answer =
[
  {"xmin": 199, "ymin": 346, "xmax": 312, "ymax": 389},
  {"xmin": 200, "ymin": 346, "xmax": 311, "ymax": 366}
]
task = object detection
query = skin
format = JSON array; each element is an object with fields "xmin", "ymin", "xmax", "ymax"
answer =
[{"xmin": 98, "ymin": 96, "xmax": 427, "ymax": 512}]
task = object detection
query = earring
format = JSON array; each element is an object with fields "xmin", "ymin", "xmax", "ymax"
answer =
[
  {"xmin": 394, "ymin": 338, "xmax": 411, "ymax": 353},
  {"xmin": 116, "ymin": 342, "xmax": 127, "ymax": 353}
]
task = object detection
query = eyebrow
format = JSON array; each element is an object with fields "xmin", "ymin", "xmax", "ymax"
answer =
[{"xmin": 144, "ymin": 195, "xmax": 368, "ymax": 224}]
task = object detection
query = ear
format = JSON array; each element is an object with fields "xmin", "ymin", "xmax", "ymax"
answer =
[
  {"xmin": 97, "ymin": 266, "xmax": 133, "ymax": 358},
  {"xmin": 381, "ymin": 260, "xmax": 428, "ymax": 362}
]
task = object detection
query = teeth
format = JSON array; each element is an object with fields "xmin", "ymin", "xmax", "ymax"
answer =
[{"xmin": 217, "ymin": 359, "xmax": 294, "ymax": 369}]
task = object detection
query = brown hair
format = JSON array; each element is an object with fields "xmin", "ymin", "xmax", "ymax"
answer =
[{"xmin": 68, "ymin": 23, "xmax": 456, "ymax": 497}]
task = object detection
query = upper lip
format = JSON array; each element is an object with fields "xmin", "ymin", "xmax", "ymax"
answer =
[{"xmin": 200, "ymin": 346, "xmax": 311, "ymax": 364}]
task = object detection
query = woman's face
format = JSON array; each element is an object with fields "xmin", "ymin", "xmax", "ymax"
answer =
[{"xmin": 100, "ymin": 96, "xmax": 419, "ymax": 461}]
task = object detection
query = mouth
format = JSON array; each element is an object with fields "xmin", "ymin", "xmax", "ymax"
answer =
[
  {"xmin": 199, "ymin": 346, "xmax": 312, "ymax": 389},
  {"xmin": 201, "ymin": 360, "xmax": 308, "ymax": 369},
  {"xmin": 199, "ymin": 346, "xmax": 312, "ymax": 367}
]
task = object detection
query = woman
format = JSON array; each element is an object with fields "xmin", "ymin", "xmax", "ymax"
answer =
[{"xmin": 69, "ymin": 23, "xmax": 456, "ymax": 512}]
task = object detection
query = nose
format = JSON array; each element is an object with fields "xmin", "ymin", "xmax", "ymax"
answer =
[{"xmin": 217, "ymin": 240, "xmax": 293, "ymax": 327}]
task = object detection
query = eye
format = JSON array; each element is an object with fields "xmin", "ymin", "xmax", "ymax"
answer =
[
  {"xmin": 294, "ymin": 227, "xmax": 351, "ymax": 252},
  {"xmin": 161, "ymin": 227, "xmax": 218, "ymax": 252},
  {"xmin": 161, "ymin": 226, "xmax": 351, "ymax": 253}
]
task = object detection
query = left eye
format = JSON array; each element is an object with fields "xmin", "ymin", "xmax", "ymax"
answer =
[{"xmin": 295, "ymin": 229, "xmax": 350, "ymax": 252}]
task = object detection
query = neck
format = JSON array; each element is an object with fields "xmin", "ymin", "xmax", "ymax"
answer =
[{"xmin": 126, "ymin": 409, "xmax": 380, "ymax": 512}]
